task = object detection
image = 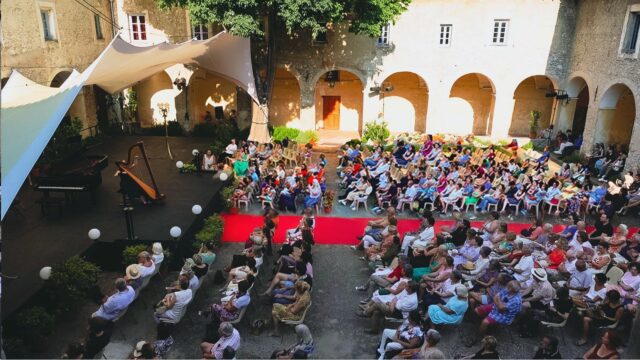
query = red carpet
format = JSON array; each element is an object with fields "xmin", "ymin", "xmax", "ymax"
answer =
[{"xmin": 220, "ymin": 214, "xmax": 627, "ymax": 245}]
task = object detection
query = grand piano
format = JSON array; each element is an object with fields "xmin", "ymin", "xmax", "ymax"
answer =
[{"xmin": 31, "ymin": 155, "xmax": 109, "ymax": 214}]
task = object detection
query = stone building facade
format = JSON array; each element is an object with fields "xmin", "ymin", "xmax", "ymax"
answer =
[
  {"xmin": 1, "ymin": 0, "xmax": 116, "ymax": 132},
  {"xmin": 2, "ymin": 0, "xmax": 640, "ymax": 169}
]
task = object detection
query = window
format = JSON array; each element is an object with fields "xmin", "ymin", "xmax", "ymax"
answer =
[
  {"xmin": 439, "ymin": 24, "xmax": 452, "ymax": 46},
  {"xmin": 40, "ymin": 9, "xmax": 56, "ymax": 40},
  {"xmin": 193, "ymin": 24, "xmax": 208, "ymax": 40},
  {"xmin": 491, "ymin": 19, "xmax": 509, "ymax": 45},
  {"xmin": 94, "ymin": 14, "xmax": 104, "ymax": 39},
  {"xmin": 129, "ymin": 14, "xmax": 147, "ymax": 42},
  {"xmin": 622, "ymin": 11, "xmax": 640, "ymax": 54},
  {"xmin": 313, "ymin": 31, "xmax": 327, "ymax": 44},
  {"xmin": 377, "ymin": 23, "xmax": 390, "ymax": 45}
]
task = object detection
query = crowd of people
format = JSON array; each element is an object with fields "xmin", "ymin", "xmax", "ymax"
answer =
[
  {"xmin": 348, "ymin": 203, "xmax": 638, "ymax": 359},
  {"xmin": 335, "ymin": 134, "xmax": 638, "ymax": 221},
  {"xmin": 220, "ymin": 138, "xmax": 328, "ymax": 213},
  {"xmin": 61, "ymin": 130, "xmax": 640, "ymax": 359}
]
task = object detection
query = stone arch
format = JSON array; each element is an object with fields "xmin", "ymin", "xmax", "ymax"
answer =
[
  {"xmin": 378, "ymin": 71, "xmax": 428, "ymax": 133},
  {"xmin": 314, "ymin": 69, "xmax": 364, "ymax": 132},
  {"xmin": 449, "ymin": 73, "xmax": 496, "ymax": 135},
  {"xmin": 594, "ymin": 83, "xmax": 636, "ymax": 151},
  {"xmin": 562, "ymin": 76, "xmax": 590, "ymax": 137},
  {"xmin": 134, "ymin": 71, "xmax": 179, "ymax": 126},
  {"xmin": 189, "ymin": 69, "xmax": 238, "ymax": 125},
  {"xmin": 269, "ymin": 67, "xmax": 302, "ymax": 128},
  {"xmin": 509, "ymin": 75, "xmax": 557, "ymax": 136},
  {"xmin": 50, "ymin": 70, "xmax": 72, "ymax": 88}
]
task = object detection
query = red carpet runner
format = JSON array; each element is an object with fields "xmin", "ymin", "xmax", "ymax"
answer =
[{"xmin": 220, "ymin": 214, "xmax": 624, "ymax": 245}]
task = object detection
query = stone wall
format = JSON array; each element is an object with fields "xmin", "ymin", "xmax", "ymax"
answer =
[
  {"xmin": 564, "ymin": 0, "xmax": 640, "ymax": 170},
  {"xmin": 1, "ymin": 0, "xmax": 114, "ymax": 132}
]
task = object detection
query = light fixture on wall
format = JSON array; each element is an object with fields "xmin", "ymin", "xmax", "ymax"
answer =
[{"xmin": 325, "ymin": 70, "xmax": 339, "ymax": 88}]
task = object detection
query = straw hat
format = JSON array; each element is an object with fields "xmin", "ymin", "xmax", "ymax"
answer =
[
  {"xmin": 532, "ymin": 268, "xmax": 548, "ymax": 282},
  {"xmin": 462, "ymin": 261, "xmax": 476, "ymax": 271},
  {"xmin": 133, "ymin": 341, "xmax": 147, "ymax": 357},
  {"xmin": 126, "ymin": 264, "xmax": 141, "ymax": 280}
]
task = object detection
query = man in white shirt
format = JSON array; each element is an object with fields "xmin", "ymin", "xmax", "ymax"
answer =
[
  {"xmin": 396, "ymin": 182, "xmax": 419, "ymax": 211},
  {"xmin": 137, "ymin": 251, "xmax": 156, "ymax": 278},
  {"xmin": 566, "ymin": 260, "xmax": 593, "ymax": 297},
  {"xmin": 359, "ymin": 281, "xmax": 419, "ymax": 334},
  {"xmin": 401, "ymin": 217, "xmax": 435, "ymax": 254},
  {"xmin": 155, "ymin": 279, "xmax": 193, "ymax": 324},
  {"xmin": 509, "ymin": 245, "xmax": 534, "ymax": 285}
]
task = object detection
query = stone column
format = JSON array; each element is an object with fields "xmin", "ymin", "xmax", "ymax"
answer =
[
  {"xmin": 299, "ymin": 82, "xmax": 316, "ymax": 130},
  {"xmin": 361, "ymin": 79, "xmax": 381, "ymax": 134},
  {"xmin": 579, "ymin": 102, "xmax": 601, "ymax": 158},
  {"xmin": 489, "ymin": 91, "xmax": 516, "ymax": 139}
]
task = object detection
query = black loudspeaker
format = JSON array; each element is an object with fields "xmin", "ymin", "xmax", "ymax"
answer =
[{"xmin": 214, "ymin": 106, "xmax": 224, "ymax": 119}]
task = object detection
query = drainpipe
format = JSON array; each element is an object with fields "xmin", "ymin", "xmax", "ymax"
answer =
[{"xmin": 109, "ymin": 0, "xmax": 117, "ymax": 37}]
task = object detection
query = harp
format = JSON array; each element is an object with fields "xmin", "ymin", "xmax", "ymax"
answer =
[{"xmin": 116, "ymin": 142, "xmax": 165, "ymax": 202}]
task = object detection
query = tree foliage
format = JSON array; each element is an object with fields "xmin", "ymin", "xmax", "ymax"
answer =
[{"xmin": 155, "ymin": 0, "xmax": 411, "ymax": 38}]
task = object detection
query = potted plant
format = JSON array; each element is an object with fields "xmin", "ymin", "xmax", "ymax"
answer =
[
  {"xmin": 194, "ymin": 214, "xmax": 225, "ymax": 249},
  {"xmin": 529, "ymin": 110, "xmax": 541, "ymax": 139},
  {"xmin": 322, "ymin": 190, "xmax": 335, "ymax": 213},
  {"xmin": 220, "ymin": 183, "xmax": 237, "ymax": 213}
]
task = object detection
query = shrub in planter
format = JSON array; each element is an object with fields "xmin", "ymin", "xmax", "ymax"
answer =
[
  {"xmin": 194, "ymin": 214, "xmax": 225, "ymax": 249},
  {"xmin": 220, "ymin": 183, "xmax": 238, "ymax": 210},
  {"xmin": 293, "ymin": 130, "xmax": 318, "ymax": 145},
  {"xmin": 362, "ymin": 121, "xmax": 390, "ymax": 144},
  {"xmin": 122, "ymin": 244, "xmax": 149, "ymax": 266},
  {"xmin": 272, "ymin": 127, "xmax": 300, "ymax": 142},
  {"xmin": 16, "ymin": 306, "xmax": 55, "ymax": 337},
  {"xmin": 43, "ymin": 256, "xmax": 100, "ymax": 313}
]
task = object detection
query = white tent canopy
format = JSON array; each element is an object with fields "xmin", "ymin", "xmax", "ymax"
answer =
[{"xmin": 1, "ymin": 31, "xmax": 258, "ymax": 219}]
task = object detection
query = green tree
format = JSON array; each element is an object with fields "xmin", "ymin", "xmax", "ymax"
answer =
[{"xmin": 155, "ymin": 0, "xmax": 411, "ymax": 105}]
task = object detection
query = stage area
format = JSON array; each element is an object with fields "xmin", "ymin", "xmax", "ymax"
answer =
[{"xmin": 1, "ymin": 136, "xmax": 223, "ymax": 316}]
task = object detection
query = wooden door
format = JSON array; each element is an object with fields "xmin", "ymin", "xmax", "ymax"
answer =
[{"xmin": 322, "ymin": 96, "xmax": 341, "ymax": 130}]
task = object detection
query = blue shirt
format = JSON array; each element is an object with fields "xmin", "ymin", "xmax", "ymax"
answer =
[
  {"xmin": 488, "ymin": 289, "xmax": 522, "ymax": 324},
  {"xmin": 94, "ymin": 286, "xmax": 135, "ymax": 320},
  {"xmin": 428, "ymin": 296, "xmax": 468, "ymax": 325}
]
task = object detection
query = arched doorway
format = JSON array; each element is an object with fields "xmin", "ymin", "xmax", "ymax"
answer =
[
  {"xmin": 189, "ymin": 69, "xmax": 238, "ymax": 125},
  {"xmin": 509, "ymin": 75, "xmax": 556, "ymax": 136},
  {"xmin": 594, "ymin": 84, "xmax": 636, "ymax": 151},
  {"xmin": 449, "ymin": 73, "xmax": 495, "ymax": 135},
  {"xmin": 314, "ymin": 70, "xmax": 363, "ymax": 132},
  {"xmin": 134, "ymin": 71, "xmax": 177, "ymax": 126},
  {"xmin": 50, "ymin": 71, "xmax": 72, "ymax": 88},
  {"xmin": 568, "ymin": 78, "xmax": 589, "ymax": 138},
  {"xmin": 269, "ymin": 68, "xmax": 301, "ymax": 128},
  {"xmin": 379, "ymin": 72, "xmax": 428, "ymax": 133}
]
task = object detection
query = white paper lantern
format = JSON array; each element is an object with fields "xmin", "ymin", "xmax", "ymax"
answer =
[
  {"xmin": 192, "ymin": 204, "xmax": 202, "ymax": 215},
  {"xmin": 176, "ymin": 161, "xmax": 184, "ymax": 169},
  {"xmin": 192, "ymin": 149, "xmax": 200, "ymax": 156},
  {"xmin": 88, "ymin": 228, "xmax": 101, "ymax": 240},
  {"xmin": 170, "ymin": 226, "xmax": 182, "ymax": 238},
  {"xmin": 39, "ymin": 266, "xmax": 52, "ymax": 280},
  {"xmin": 219, "ymin": 172, "xmax": 228, "ymax": 181}
]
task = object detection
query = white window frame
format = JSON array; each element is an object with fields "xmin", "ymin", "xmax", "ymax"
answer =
[
  {"xmin": 192, "ymin": 23, "xmax": 208, "ymax": 40},
  {"xmin": 491, "ymin": 19, "xmax": 509, "ymax": 45},
  {"xmin": 377, "ymin": 23, "xmax": 390, "ymax": 46},
  {"xmin": 39, "ymin": 7, "xmax": 57, "ymax": 41},
  {"xmin": 439, "ymin": 24, "xmax": 452, "ymax": 47},
  {"xmin": 618, "ymin": 4, "xmax": 640, "ymax": 58},
  {"xmin": 128, "ymin": 14, "xmax": 147, "ymax": 43},
  {"xmin": 94, "ymin": 14, "xmax": 104, "ymax": 40}
]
